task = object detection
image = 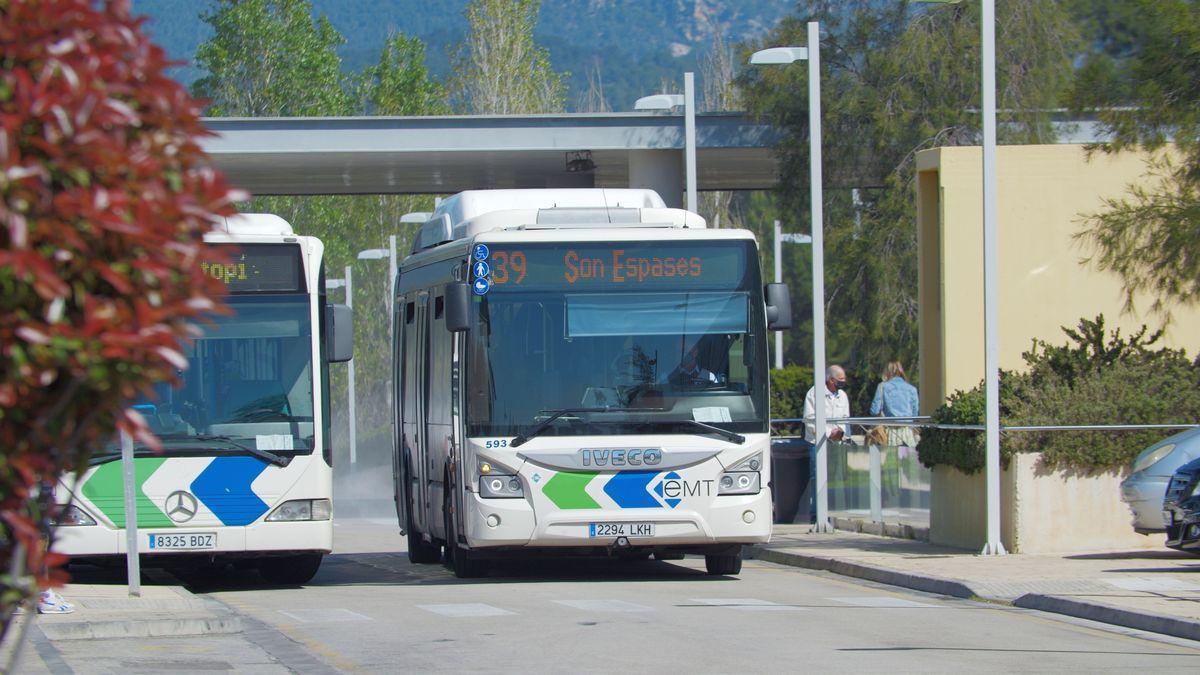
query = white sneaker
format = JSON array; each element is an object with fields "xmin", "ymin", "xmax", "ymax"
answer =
[{"xmin": 37, "ymin": 590, "xmax": 75, "ymax": 614}]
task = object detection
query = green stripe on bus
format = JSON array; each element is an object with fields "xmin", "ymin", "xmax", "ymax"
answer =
[
  {"xmin": 542, "ymin": 471, "xmax": 601, "ymax": 509},
  {"xmin": 81, "ymin": 457, "xmax": 176, "ymax": 528}
]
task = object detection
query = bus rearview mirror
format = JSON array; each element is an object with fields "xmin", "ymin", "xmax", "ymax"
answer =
[
  {"xmin": 445, "ymin": 282, "xmax": 470, "ymax": 332},
  {"xmin": 327, "ymin": 303, "xmax": 354, "ymax": 362},
  {"xmin": 765, "ymin": 283, "xmax": 792, "ymax": 331}
]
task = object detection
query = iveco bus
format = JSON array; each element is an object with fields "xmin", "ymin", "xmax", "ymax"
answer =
[
  {"xmin": 54, "ymin": 214, "xmax": 353, "ymax": 584},
  {"xmin": 393, "ymin": 189, "xmax": 791, "ymax": 578}
]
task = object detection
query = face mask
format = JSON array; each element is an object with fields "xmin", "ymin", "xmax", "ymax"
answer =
[{"xmin": 833, "ymin": 379, "xmax": 847, "ymax": 390}]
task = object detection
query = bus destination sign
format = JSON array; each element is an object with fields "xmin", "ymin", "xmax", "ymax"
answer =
[
  {"xmin": 481, "ymin": 242, "xmax": 748, "ymax": 289},
  {"xmin": 203, "ymin": 244, "xmax": 305, "ymax": 293}
]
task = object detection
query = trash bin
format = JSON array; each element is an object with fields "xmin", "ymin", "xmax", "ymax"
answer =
[{"xmin": 771, "ymin": 436, "xmax": 812, "ymax": 524}]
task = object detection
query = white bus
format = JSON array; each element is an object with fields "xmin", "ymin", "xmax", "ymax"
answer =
[
  {"xmin": 393, "ymin": 189, "xmax": 792, "ymax": 577},
  {"xmin": 54, "ymin": 214, "xmax": 354, "ymax": 585}
]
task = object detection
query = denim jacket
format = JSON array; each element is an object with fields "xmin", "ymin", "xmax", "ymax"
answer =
[{"xmin": 870, "ymin": 377, "xmax": 919, "ymax": 417}]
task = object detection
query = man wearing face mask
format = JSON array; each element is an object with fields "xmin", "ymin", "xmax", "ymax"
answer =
[{"xmin": 803, "ymin": 365, "xmax": 851, "ymax": 444}]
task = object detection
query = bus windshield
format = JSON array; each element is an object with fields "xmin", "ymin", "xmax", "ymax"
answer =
[
  {"xmin": 120, "ymin": 294, "xmax": 317, "ymax": 455},
  {"xmin": 467, "ymin": 240, "xmax": 768, "ymax": 438}
]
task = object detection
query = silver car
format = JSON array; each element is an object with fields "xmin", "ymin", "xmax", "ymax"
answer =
[{"xmin": 1121, "ymin": 428, "xmax": 1200, "ymax": 534}]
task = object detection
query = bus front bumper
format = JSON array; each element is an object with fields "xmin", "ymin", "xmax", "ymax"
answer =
[
  {"xmin": 52, "ymin": 519, "xmax": 333, "ymax": 558},
  {"xmin": 466, "ymin": 489, "xmax": 772, "ymax": 549}
]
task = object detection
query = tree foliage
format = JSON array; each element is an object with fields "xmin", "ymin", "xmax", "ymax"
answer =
[
  {"xmin": 193, "ymin": 0, "xmax": 353, "ymax": 116},
  {"xmin": 358, "ymin": 33, "xmax": 449, "ymax": 116},
  {"xmin": 450, "ymin": 0, "xmax": 567, "ymax": 114},
  {"xmin": 1070, "ymin": 0, "xmax": 1200, "ymax": 318},
  {"xmin": 0, "ymin": 0, "xmax": 237, "ymax": 639},
  {"xmin": 740, "ymin": 0, "xmax": 1079, "ymax": 409}
]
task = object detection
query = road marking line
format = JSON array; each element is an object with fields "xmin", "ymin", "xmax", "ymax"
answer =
[
  {"xmin": 417, "ymin": 603, "xmax": 515, "ymax": 617},
  {"xmin": 554, "ymin": 599, "xmax": 654, "ymax": 612},
  {"xmin": 830, "ymin": 597, "xmax": 935, "ymax": 608},
  {"xmin": 690, "ymin": 598, "xmax": 805, "ymax": 611},
  {"xmin": 278, "ymin": 608, "xmax": 372, "ymax": 623}
]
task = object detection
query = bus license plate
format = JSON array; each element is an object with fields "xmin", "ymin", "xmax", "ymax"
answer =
[
  {"xmin": 148, "ymin": 533, "xmax": 216, "ymax": 551},
  {"xmin": 589, "ymin": 522, "xmax": 654, "ymax": 538}
]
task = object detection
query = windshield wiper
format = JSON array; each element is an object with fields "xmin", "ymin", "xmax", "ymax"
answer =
[
  {"xmin": 510, "ymin": 408, "xmax": 614, "ymax": 448},
  {"xmin": 649, "ymin": 419, "xmax": 746, "ymax": 445},
  {"xmin": 158, "ymin": 433, "xmax": 291, "ymax": 466}
]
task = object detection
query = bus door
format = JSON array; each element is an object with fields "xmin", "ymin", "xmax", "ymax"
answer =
[{"xmin": 414, "ymin": 292, "xmax": 431, "ymax": 535}]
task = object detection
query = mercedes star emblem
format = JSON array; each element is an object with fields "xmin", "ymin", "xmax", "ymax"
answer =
[{"xmin": 165, "ymin": 490, "xmax": 198, "ymax": 523}]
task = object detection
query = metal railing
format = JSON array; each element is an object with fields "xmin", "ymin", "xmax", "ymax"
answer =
[{"xmin": 767, "ymin": 417, "xmax": 1200, "ymax": 532}]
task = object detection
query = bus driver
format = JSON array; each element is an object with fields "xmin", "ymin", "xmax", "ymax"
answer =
[{"xmin": 669, "ymin": 344, "xmax": 720, "ymax": 386}]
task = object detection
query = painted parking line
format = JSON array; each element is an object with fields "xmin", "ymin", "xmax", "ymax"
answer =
[
  {"xmin": 417, "ymin": 603, "xmax": 516, "ymax": 618},
  {"xmin": 278, "ymin": 608, "xmax": 372, "ymax": 623},
  {"xmin": 830, "ymin": 597, "xmax": 936, "ymax": 608},
  {"xmin": 554, "ymin": 599, "xmax": 654, "ymax": 613},
  {"xmin": 691, "ymin": 598, "xmax": 806, "ymax": 611}
]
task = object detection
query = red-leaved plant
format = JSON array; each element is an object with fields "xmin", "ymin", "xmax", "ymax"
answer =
[{"xmin": 0, "ymin": 0, "xmax": 241, "ymax": 641}]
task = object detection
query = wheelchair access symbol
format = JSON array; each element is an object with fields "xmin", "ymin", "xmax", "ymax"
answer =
[
  {"xmin": 473, "ymin": 277, "xmax": 491, "ymax": 295},
  {"xmin": 473, "ymin": 244, "xmax": 489, "ymax": 261},
  {"xmin": 472, "ymin": 260, "xmax": 490, "ymax": 278}
]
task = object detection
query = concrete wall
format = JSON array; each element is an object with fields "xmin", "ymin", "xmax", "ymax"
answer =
[
  {"xmin": 930, "ymin": 453, "xmax": 1165, "ymax": 554},
  {"xmin": 915, "ymin": 145, "xmax": 1200, "ymax": 412}
]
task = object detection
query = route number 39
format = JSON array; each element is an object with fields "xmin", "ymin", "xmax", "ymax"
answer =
[{"xmin": 484, "ymin": 439, "xmax": 509, "ymax": 449}]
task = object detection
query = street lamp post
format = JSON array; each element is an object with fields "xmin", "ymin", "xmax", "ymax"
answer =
[
  {"xmin": 752, "ymin": 21, "xmax": 831, "ymax": 533},
  {"xmin": 980, "ymin": 0, "xmax": 1006, "ymax": 556},
  {"xmin": 633, "ymin": 71, "xmax": 697, "ymax": 213}
]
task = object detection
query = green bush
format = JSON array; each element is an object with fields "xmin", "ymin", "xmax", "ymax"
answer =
[
  {"xmin": 769, "ymin": 364, "xmax": 814, "ymax": 435},
  {"xmin": 918, "ymin": 315, "xmax": 1199, "ymax": 473}
]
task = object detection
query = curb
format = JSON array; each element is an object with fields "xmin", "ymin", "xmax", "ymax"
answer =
[
  {"xmin": 750, "ymin": 545, "xmax": 1200, "ymax": 643},
  {"xmin": 748, "ymin": 546, "xmax": 977, "ymax": 599},
  {"xmin": 1014, "ymin": 594, "xmax": 1200, "ymax": 643},
  {"xmin": 38, "ymin": 614, "xmax": 243, "ymax": 641}
]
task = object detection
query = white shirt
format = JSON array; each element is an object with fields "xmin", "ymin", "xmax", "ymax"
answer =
[{"xmin": 803, "ymin": 385, "xmax": 850, "ymax": 442}]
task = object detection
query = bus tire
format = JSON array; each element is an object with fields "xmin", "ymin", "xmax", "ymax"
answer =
[
  {"xmin": 259, "ymin": 553, "xmax": 323, "ymax": 585},
  {"xmin": 406, "ymin": 479, "xmax": 441, "ymax": 564},
  {"xmin": 444, "ymin": 492, "xmax": 488, "ymax": 579},
  {"xmin": 704, "ymin": 547, "xmax": 743, "ymax": 576}
]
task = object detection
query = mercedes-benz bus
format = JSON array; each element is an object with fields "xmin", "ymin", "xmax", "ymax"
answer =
[
  {"xmin": 393, "ymin": 189, "xmax": 791, "ymax": 577},
  {"xmin": 54, "ymin": 214, "xmax": 353, "ymax": 585}
]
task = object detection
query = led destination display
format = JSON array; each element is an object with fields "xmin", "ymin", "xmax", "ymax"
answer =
[
  {"xmin": 481, "ymin": 242, "xmax": 749, "ymax": 289},
  {"xmin": 202, "ymin": 244, "xmax": 305, "ymax": 293}
]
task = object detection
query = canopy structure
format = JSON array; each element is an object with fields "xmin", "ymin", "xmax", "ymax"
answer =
[{"xmin": 200, "ymin": 112, "xmax": 782, "ymax": 205}]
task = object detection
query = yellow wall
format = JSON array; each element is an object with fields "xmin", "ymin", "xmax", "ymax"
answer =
[{"xmin": 916, "ymin": 144, "xmax": 1200, "ymax": 410}]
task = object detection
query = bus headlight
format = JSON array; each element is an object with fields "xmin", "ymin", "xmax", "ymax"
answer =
[
  {"xmin": 57, "ymin": 505, "xmax": 97, "ymax": 526},
  {"xmin": 728, "ymin": 453, "xmax": 763, "ymax": 472},
  {"xmin": 480, "ymin": 474, "xmax": 524, "ymax": 499},
  {"xmin": 718, "ymin": 471, "xmax": 760, "ymax": 495},
  {"xmin": 266, "ymin": 499, "xmax": 332, "ymax": 522}
]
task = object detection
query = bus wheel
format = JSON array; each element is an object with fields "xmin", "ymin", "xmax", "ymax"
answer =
[
  {"xmin": 704, "ymin": 547, "xmax": 743, "ymax": 576},
  {"xmin": 406, "ymin": 491, "xmax": 441, "ymax": 564},
  {"xmin": 444, "ymin": 494, "xmax": 488, "ymax": 579},
  {"xmin": 259, "ymin": 553, "xmax": 323, "ymax": 585}
]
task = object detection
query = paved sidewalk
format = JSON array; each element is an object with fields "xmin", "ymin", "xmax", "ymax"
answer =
[{"xmin": 751, "ymin": 525, "xmax": 1200, "ymax": 641}]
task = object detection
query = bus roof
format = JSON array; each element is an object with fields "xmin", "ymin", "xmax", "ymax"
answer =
[
  {"xmin": 408, "ymin": 189, "xmax": 705, "ymax": 255},
  {"xmin": 213, "ymin": 213, "xmax": 295, "ymax": 236}
]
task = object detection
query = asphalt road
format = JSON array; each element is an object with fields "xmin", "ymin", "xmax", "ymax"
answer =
[{"xmin": 159, "ymin": 519, "xmax": 1200, "ymax": 673}]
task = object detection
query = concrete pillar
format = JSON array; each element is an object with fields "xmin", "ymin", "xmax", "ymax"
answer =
[{"xmin": 627, "ymin": 150, "xmax": 683, "ymax": 208}]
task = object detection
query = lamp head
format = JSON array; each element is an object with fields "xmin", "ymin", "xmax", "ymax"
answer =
[
  {"xmin": 634, "ymin": 94, "xmax": 685, "ymax": 111},
  {"xmin": 749, "ymin": 47, "xmax": 808, "ymax": 65}
]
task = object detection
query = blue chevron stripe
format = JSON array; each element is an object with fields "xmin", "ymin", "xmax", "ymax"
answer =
[
  {"xmin": 602, "ymin": 471, "xmax": 661, "ymax": 508},
  {"xmin": 190, "ymin": 456, "xmax": 270, "ymax": 526}
]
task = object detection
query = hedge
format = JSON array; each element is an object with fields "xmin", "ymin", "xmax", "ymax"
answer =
[{"xmin": 917, "ymin": 315, "xmax": 1200, "ymax": 473}]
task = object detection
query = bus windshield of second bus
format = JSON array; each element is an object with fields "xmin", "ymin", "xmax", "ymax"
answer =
[{"xmin": 466, "ymin": 239, "xmax": 768, "ymax": 441}]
